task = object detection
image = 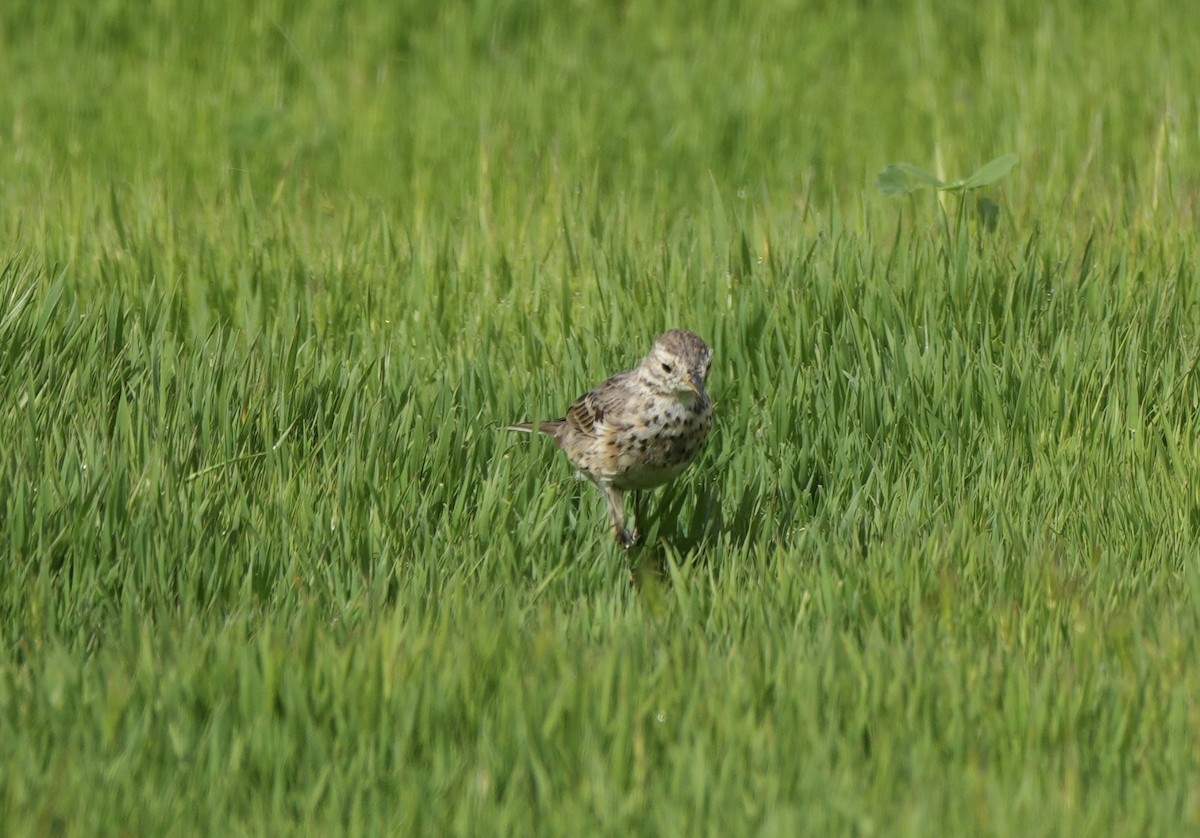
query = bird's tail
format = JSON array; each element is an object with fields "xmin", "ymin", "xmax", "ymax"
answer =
[{"xmin": 505, "ymin": 421, "xmax": 563, "ymax": 436}]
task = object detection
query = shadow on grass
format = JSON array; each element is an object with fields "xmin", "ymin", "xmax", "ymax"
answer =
[{"xmin": 626, "ymin": 465, "xmax": 827, "ymax": 583}]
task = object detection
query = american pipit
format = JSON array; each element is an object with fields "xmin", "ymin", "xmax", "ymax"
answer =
[{"xmin": 508, "ymin": 329, "xmax": 714, "ymax": 548}]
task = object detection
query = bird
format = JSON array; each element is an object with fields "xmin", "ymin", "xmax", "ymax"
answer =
[{"xmin": 507, "ymin": 329, "xmax": 714, "ymax": 548}]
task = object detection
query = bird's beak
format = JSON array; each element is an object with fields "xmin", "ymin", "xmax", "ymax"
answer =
[{"xmin": 684, "ymin": 376, "xmax": 701, "ymax": 395}]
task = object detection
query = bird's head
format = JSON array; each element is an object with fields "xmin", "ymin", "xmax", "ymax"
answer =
[{"xmin": 642, "ymin": 329, "xmax": 712, "ymax": 399}]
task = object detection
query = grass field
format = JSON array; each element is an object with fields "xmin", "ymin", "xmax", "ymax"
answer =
[{"xmin": 3, "ymin": 0, "xmax": 1200, "ymax": 834}]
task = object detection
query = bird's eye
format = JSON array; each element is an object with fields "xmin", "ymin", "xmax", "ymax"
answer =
[{"xmin": 661, "ymin": 363, "xmax": 673, "ymax": 374}]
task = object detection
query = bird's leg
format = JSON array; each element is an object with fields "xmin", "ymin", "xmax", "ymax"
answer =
[
  {"xmin": 629, "ymin": 492, "xmax": 642, "ymax": 545},
  {"xmin": 599, "ymin": 483, "xmax": 636, "ymax": 548}
]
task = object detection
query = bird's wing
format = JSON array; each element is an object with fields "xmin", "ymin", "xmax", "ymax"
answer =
[{"xmin": 563, "ymin": 371, "xmax": 633, "ymax": 438}]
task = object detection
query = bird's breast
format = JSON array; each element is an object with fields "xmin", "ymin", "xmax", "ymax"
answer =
[{"xmin": 607, "ymin": 396, "xmax": 713, "ymax": 484}]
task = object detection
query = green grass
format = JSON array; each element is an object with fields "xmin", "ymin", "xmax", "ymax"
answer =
[{"xmin": 3, "ymin": 0, "xmax": 1200, "ymax": 834}]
